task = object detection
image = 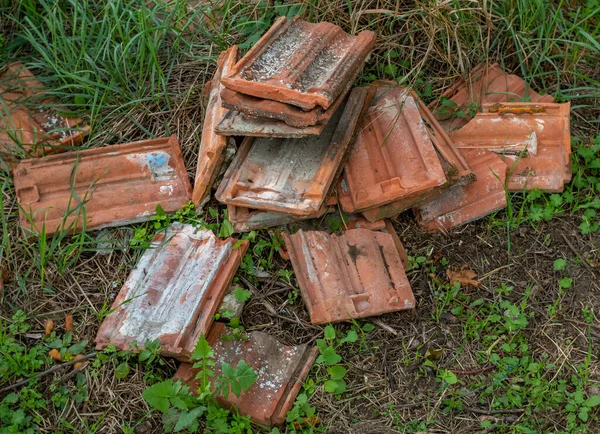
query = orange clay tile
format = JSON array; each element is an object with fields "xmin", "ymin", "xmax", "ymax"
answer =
[
  {"xmin": 450, "ymin": 102, "xmax": 571, "ymax": 192},
  {"xmin": 192, "ymin": 46, "xmax": 238, "ymax": 209},
  {"xmin": 221, "ymin": 16, "xmax": 375, "ymax": 110},
  {"xmin": 0, "ymin": 63, "xmax": 89, "ymax": 159},
  {"xmin": 215, "ymin": 85, "xmax": 351, "ymax": 138},
  {"xmin": 430, "ymin": 63, "xmax": 554, "ymax": 133},
  {"xmin": 415, "ymin": 149, "xmax": 508, "ymax": 232},
  {"xmin": 13, "ymin": 135, "xmax": 192, "ymax": 236},
  {"xmin": 338, "ymin": 87, "xmax": 447, "ymax": 214},
  {"xmin": 216, "ymin": 87, "xmax": 371, "ymax": 217},
  {"xmin": 174, "ymin": 323, "xmax": 317, "ymax": 427},
  {"xmin": 283, "ymin": 228, "xmax": 415, "ymax": 324},
  {"xmin": 95, "ymin": 225, "xmax": 248, "ymax": 361}
]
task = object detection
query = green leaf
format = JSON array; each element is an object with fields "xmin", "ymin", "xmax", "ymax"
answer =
[
  {"xmin": 553, "ymin": 258, "xmax": 567, "ymax": 271},
  {"xmin": 323, "ymin": 325, "xmax": 336, "ymax": 340},
  {"xmin": 174, "ymin": 407, "xmax": 206, "ymax": 432},
  {"xmin": 324, "ymin": 379, "xmax": 347, "ymax": 394},
  {"xmin": 219, "ymin": 219, "xmax": 234, "ymax": 238},
  {"xmin": 441, "ymin": 98, "xmax": 457, "ymax": 107},
  {"xmin": 2, "ymin": 393, "xmax": 19, "ymax": 404},
  {"xmin": 191, "ymin": 334, "xmax": 214, "ymax": 361},
  {"xmin": 559, "ymin": 277, "xmax": 573, "ymax": 289},
  {"xmin": 115, "ymin": 362, "xmax": 130, "ymax": 380},
  {"xmin": 234, "ymin": 287, "xmax": 251, "ymax": 302},
  {"xmin": 143, "ymin": 380, "xmax": 177, "ymax": 413},
  {"xmin": 234, "ymin": 360, "xmax": 258, "ymax": 393},
  {"xmin": 439, "ymin": 369, "xmax": 458, "ymax": 385},
  {"xmin": 578, "ymin": 407, "xmax": 589, "ymax": 422},
  {"xmin": 341, "ymin": 330, "xmax": 358, "ymax": 344},
  {"xmin": 67, "ymin": 341, "xmax": 87, "ymax": 355},
  {"xmin": 585, "ymin": 395, "xmax": 600, "ymax": 408},
  {"xmin": 362, "ymin": 323, "xmax": 375, "ymax": 332},
  {"xmin": 327, "ymin": 365, "xmax": 347, "ymax": 380},
  {"xmin": 317, "ymin": 346, "xmax": 342, "ymax": 366}
]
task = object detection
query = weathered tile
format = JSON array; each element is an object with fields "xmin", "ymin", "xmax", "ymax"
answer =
[
  {"xmin": 430, "ymin": 63, "xmax": 554, "ymax": 132},
  {"xmin": 284, "ymin": 228, "xmax": 415, "ymax": 324},
  {"xmin": 0, "ymin": 62, "xmax": 89, "ymax": 159},
  {"xmin": 338, "ymin": 87, "xmax": 447, "ymax": 214},
  {"xmin": 192, "ymin": 46, "xmax": 238, "ymax": 209},
  {"xmin": 174, "ymin": 323, "xmax": 318, "ymax": 426},
  {"xmin": 415, "ymin": 149, "xmax": 508, "ymax": 232},
  {"xmin": 216, "ymin": 87, "xmax": 371, "ymax": 217},
  {"xmin": 221, "ymin": 16, "xmax": 375, "ymax": 110},
  {"xmin": 450, "ymin": 102, "xmax": 571, "ymax": 192},
  {"xmin": 13, "ymin": 135, "xmax": 192, "ymax": 236},
  {"xmin": 95, "ymin": 224, "xmax": 249, "ymax": 361}
]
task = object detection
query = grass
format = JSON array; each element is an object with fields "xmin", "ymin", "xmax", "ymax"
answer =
[{"xmin": 0, "ymin": 0, "xmax": 599, "ymax": 433}]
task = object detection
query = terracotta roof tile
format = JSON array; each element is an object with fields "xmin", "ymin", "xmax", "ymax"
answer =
[
  {"xmin": 174, "ymin": 323, "xmax": 317, "ymax": 426},
  {"xmin": 284, "ymin": 228, "xmax": 415, "ymax": 324},
  {"xmin": 95, "ymin": 225, "xmax": 248, "ymax": 361},
  {"xmin": 13, "ymin": 135, "xmax": 192, "ymax": 236},
  {"xmin": 192, "ymin": 46, "xmax": 239, "ymax": 208},
  {"xmin": 415, "ymin": 149, "xmax": 508, "ymax": 231},
  {"xmin": 216, "ymin": 87, "xmax": 371, "ymax": 216},
  {"xmin": 221, "ymin": 16, "xmax": 375, "ymax": 110}
]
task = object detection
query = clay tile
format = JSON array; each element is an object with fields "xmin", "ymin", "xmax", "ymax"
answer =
[
  {"xmin": 430, "ymin": 63, "xmax": 555, "ymax": 133},
  {"xmin": 174, "ymin": 323, "xmax": 317, "ymax": 426},
  {"xmin": 338, "ymin": 86, "xmax": 448, "ymax": 214},
  {"xmin": 216, "ymin": 87, "xmax": 372, "ymax": 217},
  {"xmin": 0, "ymin": 63, "xmax": 89, "ymax": 159},
  {"xmin": 221, "ymin": 16, "xmax": 376, "ymax": 110},
  {"xmin": 450, "ymin": 102, "xmax": 571, "ymax": 192},
  {"xmin": 284, "ymin": 228, "xmax": 415, "ymax": 324},
  {"xmin": 415, "ymin": 148, "xmax": 508, "ymax": 232},
  {"xmin": 13, "ymin": 135, "xmax": 192, "ymax": 236},
  {"xmin": 95, "ymin": 225, "xmax": 249, "ymax": 361},
  {"xmin": 192, "ymin": 46, "xmax": 239, "ymax": 209}
]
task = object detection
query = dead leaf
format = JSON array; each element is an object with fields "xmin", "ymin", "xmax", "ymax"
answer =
[
  {"xmin": 73, "ymin": 354, "xmax": 85, "ymax": 370},
  {"xmin": 424, "ymin": 348, "xmax": 444, "ymax": 361},
  {"xmin": 48, "ymin": 349, "xmax": 61, "ymax": 362},
  {"xmin": 44, "ymin": 319, "xmax": 55, "ymax": 337},
  {"xmin": 65, "ymin": 315, "xmax": 73, "ymax": 332},
  {"xmin": 447, "ymin": 266, "xmax": 480, "ymax": 287},
  {"xmin": 292, "ymin": 416, "xmax": 320, "ymax": 430}
]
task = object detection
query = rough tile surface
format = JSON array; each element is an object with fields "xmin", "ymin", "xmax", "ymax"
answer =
[
  {"xmin": 338, "ymin": 87, "xmax": 447, "ymax": 213},
  {"xmin": 415, "ymin": 149, "xmax": 508, "ymax": 231},
  {"xmin": 451, "ymin": 102, "xmax": 571, "ymax": 192},
  {"xmin": 13, "ymin": 135, "xmax": 192, "ymax": 236},
  {"xmin": 216, "ymin": 88, "xmax": 371, "ymax": 216},
  {"xmin": 284, "ymin": 228, "xmax": 415, "ymax": 324},
  {"xmin": 192, "ymin": 46, "xmax": 238, "ymax": 209},
  {"xmin": 174, "ymin": 323, "xmax": 317, "ymax": 426},
  {"xmin": 95, "ymin": 225, "xmax": 248, "ymax": 360},
  {"xmin": 221, "ymin": 16, "xmax": 375, "ymax": 110}
]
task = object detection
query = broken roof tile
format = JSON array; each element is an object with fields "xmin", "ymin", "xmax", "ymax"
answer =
[
  {"xmin": 174, "ymin": 323, "xmax": 317, "ymax": 426},
  {"xmin": 0, "ymin": 63, "xmax": 89, "ymax": 159},
  {"xmin": 450, "ymin": 102, "xmax": 571, "ymax": 192},
  {"xmin": 415, "ymin": 149, "xmax": 508, "ymax": 232},
  {"xmin": 216, "ymin": 87, "xmax": 371, "ymax": 217},
  {"xmin": 338, "ymin": 87, "xmax": 447, "ymax": 214},
  {"xmin": 284, "ymin": 228, "xmax": 415, "ymax": 324},
  {"xmin": 221, "ymin": 16, "xmax": 375, "ymax": 110},
  {"xmin": 95, "ymin": 224, "xmax": 248, "ymax": 361},
  {"xmin": 430, "ymin": 63, "xmax": 554, "ymax": 132},
  {"xmin": 13, "ymin": 135, "xmax": 192, "ymax": 236},
  {"xmin": 192, "ymin": 46, "xmax": 238, "ymax": 209}
]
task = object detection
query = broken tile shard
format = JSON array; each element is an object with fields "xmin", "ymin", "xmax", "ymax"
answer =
[
  {"xmin": 284, "ymin": 228, "xmax": 415, "ymax": 324},
  {"xmin": 0, "ymin": 62, "xmax": 89, "ymax": 159},
  {"xmin": 13, "ymin": 135, "xmax": 192, "ymax": 236},
  {"xmin": 95, "ymin": 224, "xmax": 248, "ymax": 360},
  {"xmin": 415, "ymin": 149, "xmax": 508, "ymax": 232},
  {"xmin": 450, "ymin": 102, "xmax": 571, "ymax": 192},
  {"xmin": 174, "ymin": 323, "xmax": 317, "ymax": 426},
  {"xmin": 192, "ymin": 46, "xmax": 238, "ymax": 209},
  {"xmin": 430, "ymin": 63, "xmax": 554, "ymax": 132},
  {"xmin": 221, "ymin": 16, "xmax": 376, "ymax": 110},
  {"xmin": 216, "ymin": 87, "xmax": 371, "ymax": 217},
  {"xmin": 338, "ymin": 87, "xmax": 447, "ymax": 214}
]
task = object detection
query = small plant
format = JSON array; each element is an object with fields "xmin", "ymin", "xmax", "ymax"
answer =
[{"xmin": 315, "ymin": 325, "xmax": 357, "ymax": 394}]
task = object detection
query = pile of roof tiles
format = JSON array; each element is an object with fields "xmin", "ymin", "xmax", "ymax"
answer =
[{"xmin": 3, "ymin": 15, "xmax": 571, "ymax": 428}]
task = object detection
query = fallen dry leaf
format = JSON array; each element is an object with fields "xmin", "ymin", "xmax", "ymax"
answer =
[
  {"xmin": 72, "ymin": 354, "xmax": 85, "ymax": 370},
  {"xmin": 48, "ymin": 349, "xmax": 61, "ymax": 362},
  {"xmin": 292, "ymin": 415, "xmax": 320, "ymax": 430},
  {"xmin": 447, "ymin": 266, "xmax": 480, "ymax": 287},
  {"xmin": 44, "ymin": 319, "xmax": 55, "ymax": 337},
  {"xmin": 65, "ymin": 314, "xmax": 73, "ymax": 332}
]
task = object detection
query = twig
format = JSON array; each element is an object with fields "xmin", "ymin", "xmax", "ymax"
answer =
[
  {"xmin": 450, "ymin": 365, "xmax": 495, "ymax": 375},
  {"xmin": 561, "ymin": 233, "xmax": 596, "ymax": 277},
  {"xmin": 373, "ymin": 319, "xmax": 399, "ymax": 336},
  {"xmin": 464, "ymin": 406, "xmax": 524, "ymax": 415},
  {"xmin": 0, "ymin": 352, "xmax": 97, "ymax": 394}
]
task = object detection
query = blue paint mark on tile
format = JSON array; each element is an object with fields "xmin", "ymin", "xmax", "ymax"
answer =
[{"xmin": 148, "ymin": 152, "xmax": 169, "ymax": 170}]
